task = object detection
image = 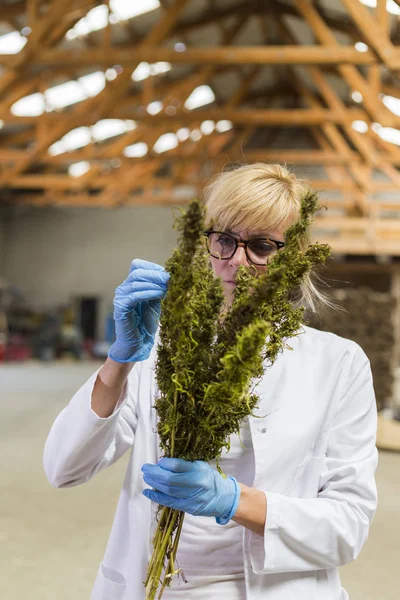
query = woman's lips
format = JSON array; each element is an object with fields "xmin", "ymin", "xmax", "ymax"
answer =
[{"xmin": 225, "ymin": 280, "xmax": 236, "ymax": 286}]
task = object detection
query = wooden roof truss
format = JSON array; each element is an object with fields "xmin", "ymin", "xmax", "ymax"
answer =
[{"xmin": 0, "ymin": 0, "xmax": 400, "ymax": 254}]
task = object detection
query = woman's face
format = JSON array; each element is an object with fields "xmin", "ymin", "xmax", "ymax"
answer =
[{"xmin": 209, "ymin": 224, "xmax": 287, "ymax": 305}]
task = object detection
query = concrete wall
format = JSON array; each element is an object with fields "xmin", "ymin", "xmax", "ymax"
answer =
[{"xmin": 2, "ymin": 204, "xmax": 178, "ymax": 338}]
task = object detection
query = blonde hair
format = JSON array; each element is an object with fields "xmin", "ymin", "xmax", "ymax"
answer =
[{"xmin": 203, "ymin": 162, "xmax": 331, "ymax": 313}]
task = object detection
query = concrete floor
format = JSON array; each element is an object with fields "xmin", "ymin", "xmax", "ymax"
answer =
[{"xmin": 1, "ymin": 361, "xmax": 399, "ymax": 600}]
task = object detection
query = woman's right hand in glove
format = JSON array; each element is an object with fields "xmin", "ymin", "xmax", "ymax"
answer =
[{"xmin": 108, "ymin": 259, "xmax": 170, "ymax": 363}]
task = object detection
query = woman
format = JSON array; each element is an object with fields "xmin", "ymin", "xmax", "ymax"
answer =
[{"xmin": 44, "ymin": 163, "xmax": 378, "ymax": 600}]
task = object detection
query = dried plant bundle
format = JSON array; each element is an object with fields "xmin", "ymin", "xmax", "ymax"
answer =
[{"xmin": 144, "ymin": 193, "xmax": 330, "ymax": 599}]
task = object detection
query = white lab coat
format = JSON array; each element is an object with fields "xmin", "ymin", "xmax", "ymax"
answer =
[{"xmin": 43, "ymin": 325, "xmax": 378, "ymax": 600}]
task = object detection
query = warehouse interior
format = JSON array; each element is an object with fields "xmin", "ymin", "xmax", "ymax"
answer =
[{"xmin": 1, "ymin": 0, "xmax": 400, "ymax": 598}]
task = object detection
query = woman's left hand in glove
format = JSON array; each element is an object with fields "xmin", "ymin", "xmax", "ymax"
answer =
[{"xmin": 141, "ymin": 458, "xmax": 241, "ymax": 525}]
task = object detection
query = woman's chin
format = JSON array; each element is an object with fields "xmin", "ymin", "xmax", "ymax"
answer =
[{"xmin": 222, "ymin": 286, "xmax": 235, "ymax": 306}]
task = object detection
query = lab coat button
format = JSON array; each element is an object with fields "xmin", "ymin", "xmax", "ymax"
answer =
[{"xmin": 261, "ymin": 428, "xmax": 267, "ymax": 433}]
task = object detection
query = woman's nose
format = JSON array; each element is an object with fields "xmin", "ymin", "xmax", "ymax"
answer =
[{"xmin": 229, "ymin": 244, "xmax": 249, "ymax": 267}]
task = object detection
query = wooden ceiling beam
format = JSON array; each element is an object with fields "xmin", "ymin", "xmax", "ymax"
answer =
[
  {"xmin": 0, "ymin": 0, "xmax": 399, "ymax": 228},
  {"xmin": 0, "ymin": 108, "xmax": 368, "ymax": 128},
  {"xmin": 294, "ymin": 0, "xmax": 393, "ymax": 126},
  {"xmin": 0, "ymin": 46, "xmax": 380, "ymax": 69},
  {"xmin": 311, "ymin": 236, "xmax": 400, "ymax": 256},
  {"xmin": 376, "ymin": 0, "xmax": 390, "ymax": 35},
  {"xmin": 368, "ymin": 65, "xmax": 381, "ymax": 98},
  {"xmin": 0, "ymin": 0, "xmax": 361, "ymax": 44},
  {"xmin": 341, "ymin": 0, "xmax": 396, "ymax": 68},
  {"xmin": 0, "ymin": 0, "xmax": 46, "ymax": 20},
  {"xmin": 10, "ymin": 190, "xmax": 400, "ymax": 212},
  {"xmin": 0, "ymin": 0, "xmax": 191, "ymax": 185},
  {"xmin": 6, "ymin": 149, "xmax": 365, "ymax": 172},
  {"xmin": 0, "ymin": 0, "xmax": 76, "ymax": 97},
  {"xmin": 88, "ymin": 161, "xmax": 164, "ymax": 207},
  {"xmin": 40, "ymin": 147, "xmax": 361, "ymax": 166},
  {"xmin": 158, "ymin": 14, "xmax": 255, "ymax": 188},
  {"xmin": 269, "ymin": 14, "xmax": 374, "ymax": 217},
  {"xmin": 81, "ymin": 11, "xmax": 253, "ymax": 197},
  {"xmin": 7, "ymin": 174, "xmax": 368, "ymax": 192},
  {"xmin": 314, "ymin": 216, "xmax": 400, "ymax": 233},
  {"xmin": 45, "ymin": 1, "xmax": 99, "ymax": 47},
  {"xmin": 116, "ymin": 108, "xmax": 367, "ymax": 126},
  {"xmin": 0, "ymin": 0, "xmax": 97, "ymax": 113},
  {"xmin": 172, "ymin": 0, "xmax": 359, "ymax": 39},
  {"xmin": 90, "ymin": 0, "xmax": 191, "ymax": 127},
  {"xmin": 382, "ymin": 82, "xmax": 400, "ymax": 98}
]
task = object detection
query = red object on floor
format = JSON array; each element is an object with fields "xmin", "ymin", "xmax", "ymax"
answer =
[{"xmin": 5, "ymin": 334, "xmax": 32, "ymax": 361}]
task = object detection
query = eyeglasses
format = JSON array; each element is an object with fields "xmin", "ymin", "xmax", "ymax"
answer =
[{"xmin": 203, "ymin": 230, "xmax": 285, "ymax": 266}]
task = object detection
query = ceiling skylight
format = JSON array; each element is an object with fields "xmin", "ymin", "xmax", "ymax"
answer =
[
  {"xmin": 10, "ymin": 72, "xmax": 106, "ymax": 116},
  {"xmin": 69, "ymin": 161, "xmax": 91, "ymax": 178},
  {"xmin": 111, "ymin": 0, "xmax": 160, "ymax": 20},
  {"xmin": 79, "ymin": 72, "xmax": 106, "ymax": 97},
  {"xmin": 200, "ymin": 120, "xmax": 215, "ymax": 135},
  {"xmin": 215, "ymin": 120, "xmax": 233, "ymax": 132},
  {"xmin": 123, "ymin": 142, "xmax": 148, "ymax": 157},
  {"xmin": 382, "ymin": 95, "xmax": 400, "ymax": 117},
  {"xmin": 176, "ymin": 128, "xmax": 190, "ymax": 142},
  {"xmin": 92, "ymin": 119, "xmax": 136, "ymax": 141},
  {"xmin": 11, "ymin": 93, "xmax": 45, "ymax": 117},
  {"xmin": 45, "ymin": 81, "xmax": 87, "ymax": 110},
  {"xmin": 354, "ymin": 42, "xmax": 369, "ymax": 53},
  {"xmin": 359, "ymin": 0, "xmax": 400, "ymax": 15},
  {"xmin": 147, "ymin": 101, "xmax": 163, "ymax": 115},
  {"xmin": 190, "ymin": 129, "xmax": 202, "ymax": 141},
  {"xmin": 351, "ymin": 120, "xmax": 368, "ymax": 133},
  {"xmin": 372, "ymin": 124, "xmax": 400, "ymax": 146},
  {"xmin": 131, "ymin": 62, "xmax": 172, "ymax": 82},
  {"xmin": 48, "ymin": 141, "xmax": 66, "ymax": 156},
  {"xmin": 184, "ymin": 86, "xmax": 216, "ymax": 110},
  {"xmin": 351, "ymin": 91, "xmax": 363, "ymax": 103},
  {"xmin": 153, "ymin": 133, "xmax": 179, "ymax": 154},
  {"xmin": 48, "ymin": 120, "xmax": 137, "ymax": 155},
  {"xmin": 0, "ymin": 31, "xmax": 27, "ymax": 54},
  {"xmin": 66, "ymin": 0, "xmax": 160, "ymax": 40},
  {"xmin": 66, "ymin": 5, "xmax": 108, "ymax": 39},
  {"xmin": 132, "ymin": 62, "xmax": 152, "ymax": 81},
  {"xmin": 57, "ymin": 127, "xmax": 92, "ymax": 153}
]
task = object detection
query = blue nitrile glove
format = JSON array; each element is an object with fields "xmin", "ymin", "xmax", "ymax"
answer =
[
  {"xmin": 141, "ymin": 458, "xmax": 241, "ymax": 525},
  {"xmin": 108, "ymin": 259, "xmax": 170, "ymax": 363}
]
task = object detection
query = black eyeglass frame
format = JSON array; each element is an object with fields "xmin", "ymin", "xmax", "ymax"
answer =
[{"xmin": 203, "ymin": 230, "xmax": 285, "ymax": 266}]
